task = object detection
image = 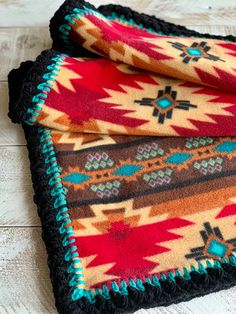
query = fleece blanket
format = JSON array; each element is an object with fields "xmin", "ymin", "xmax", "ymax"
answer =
[{"xmin": 8, "ymin": 1, "xmax": 236, "ymax": 313}]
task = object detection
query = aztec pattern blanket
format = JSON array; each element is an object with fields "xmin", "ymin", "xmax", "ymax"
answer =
[{"xmin": 8, "ymin": 1, "xmax": 236, "ymax": 313}]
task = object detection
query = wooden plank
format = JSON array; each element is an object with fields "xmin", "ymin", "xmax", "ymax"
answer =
[
  {"xmin": 0, "ymin": 228, "xmax": 236, "ymax": 313},
  {"xmin": 147, "ymin": 0, "xmax": 236, "ymax": 26},
  {"xmin": 139, "ymin": 285, "xmax": 236, "ymax": 313},
  {"xmin": 187, "ymin": 25, "xmax": 236, "ymax": 36},
  {"xmin": 0, "ymin": 228, "xmax": 56, "ymax": 313},
  {"xmin": 0, "ymin": 146, "xmax": 39, "ymax": 227},
  {"xmin": 0, "ymin": 0, "xmax": 236, "ymax": 27},
  {"xmin": 0, "ymin": 27, "xmax": 51, "ymax": 81},
  {"xmin": 0, "ymin": 0, "xmax": 62, "ymax": 27},
  {"xmin": 0, "ymin": 82, "xmax": 26, "ymax": 145}
]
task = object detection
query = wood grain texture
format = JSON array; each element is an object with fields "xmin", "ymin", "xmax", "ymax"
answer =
[
  {"xmin": 0, "ymin": 228, "xmax": 56, "ymax": 313},
  {"xmin": 0, "ymin": 146, "xmax": 39, "ymax": 227},
  {"xmin": 137, "ymin": 286, "xmax": 236, "ymax": 313},
  {"xmin": 0, "ymin": 0, "xmax": 236, "ymax": 26},
  {"xmin": 1, "ymin": 1, "xmax": 236, "ymax": 313},
  {"xmin": 145, "ymin": 0, "xmax": 236, "ymax": 26},
  {"xmin": 0, "ymin": 82, "xmax": 26, "ymax": 145},
  {"xmin": 0, "ymin": 27, "xmax": 51, "ymax": 81}
]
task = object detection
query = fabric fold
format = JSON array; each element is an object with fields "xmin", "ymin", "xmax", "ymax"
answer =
[
  {"xmin": 50, "ymin": 0, "xmax": 236, "ymax": 92},
  {"xmin": 8, "ymin": 49, "xmax": 236, "ymax": 137}
]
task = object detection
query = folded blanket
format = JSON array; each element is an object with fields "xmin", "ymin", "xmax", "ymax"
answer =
[{"xmin": 8, "ymin": 1, "xmax": 236, "ymax": 313}]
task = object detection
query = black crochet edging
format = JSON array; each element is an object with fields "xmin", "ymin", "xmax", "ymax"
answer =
[
  {"xmin": 8, "ymin": 50, "xmax": 60, "ymax": 124},
  {"xmin": 50, "ymin": 0, "xmax": 236, "ymax": 54},
  {"xmin": 22, "ymin": 124, "xmax": 236, "ymax": 314},
  {"xmin": 98, "ymin": 4, "xmax": 236, "ymax": 42},
  {"xmin": 50, "ymin": 0, "xmax": 98, "ymax": 56}
]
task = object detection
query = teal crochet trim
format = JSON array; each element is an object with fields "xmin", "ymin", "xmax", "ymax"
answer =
[
  {"xmin": 58, "ymin": 5, "xmax": 194, "ymax": 53},
  {"xmin": 45, "ymin": 7, "xmax": 236, "ymax": 302},
  {"xmin": 59, "ymin": 6, "xmax": 104, "ymax": 52},
  {"xmin": 38, "ymin": 128, "xmax": 236, "ymax": 303},
  {"xmin": 58, "ymin": 5, "xmax": 175, "ymax": 53},
  {"xmin": 59, "ymin": 5, "xmax": 233, "ymax": 54},
  {"xmin": 72, "ymin": 255, "xmax": 236, "ymax": 302},
  {"xmin": 26, "ymin": 55, "xmax": 66, "ymax": 126},
  {"xmin": 38, "ymin": 127, "xmax": 86, "ymax": 302},
  {"xmin": 105, "ymin": 11, "xmax": 185, "ymax": 36}
]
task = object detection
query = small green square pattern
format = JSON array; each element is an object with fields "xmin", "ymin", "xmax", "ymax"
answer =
[{"xmin": 207, "ymin": 238, "xmax": 228, "ymax": 257}]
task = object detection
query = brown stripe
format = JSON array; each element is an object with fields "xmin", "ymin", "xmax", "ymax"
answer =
[
  {"xmin": 102, "ymin": 207, "xmax": 126, "ymax": 215},
  {"xmin": 133, "ymin": 175, "xmax": 236, "ymax": 209},
  {"xmin": 149, "ymin": 185, "xmax": 236, "ymax": 218}
]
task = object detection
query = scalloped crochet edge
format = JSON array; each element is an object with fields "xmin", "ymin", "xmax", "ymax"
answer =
[
  {"xmin": 21, "ymin": 125, "xmax": 236, "ymax": 314},
  {"xmin": 49, "ymin": 0, "xmax": 236, "ymax": 55}
]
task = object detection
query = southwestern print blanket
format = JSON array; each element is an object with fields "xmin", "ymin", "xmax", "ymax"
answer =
[{"xmin": 8, "ymin": 1, "xmax": 236, "ymax": 313}]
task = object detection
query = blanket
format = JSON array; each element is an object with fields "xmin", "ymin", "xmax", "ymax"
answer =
[{"xmin": 8, "ymin": 1, "xmax": 236, "ymax": 313}]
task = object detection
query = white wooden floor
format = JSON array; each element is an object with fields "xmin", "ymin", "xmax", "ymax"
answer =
[{"xmin": 0, "ymin": 1, "xmax": 236, "ymax": 313}]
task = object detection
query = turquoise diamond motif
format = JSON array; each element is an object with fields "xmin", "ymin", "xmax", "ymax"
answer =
[
  {"xmin": 63, "ymin": 173, "xmax": 91, "ymax": 184},
  {"xmin": 207, "ymin": 238, "xmax": 228, "ymax": 258},
  {"xmin": 113, "ymin": 164, "xmax": 143, "ymax": 176},
  {"xmin": 186, "ymin": 48, "xmax": 203, "ymax": 56},
  {"xmin": 165, "ymin": 152, "xmax": 193, "ymax": 164},
  {"xmin": 155, "ymin": 97, "xmax": 173, "ymax": 109},
  {"xmin": 215, "ymin": 141, "xmax": 236, "ymax": 153}
]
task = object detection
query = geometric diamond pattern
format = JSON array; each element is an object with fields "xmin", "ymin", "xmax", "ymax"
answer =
[
  {"xmin": 155, "ymin": 96, "xmax": 173, "ymax": 109},
  {"xmin": 169, "ymin": 41, "xmax": 225, "ymax": 64},
  {"xmin": 165, "ymin": 152, "xmax": 193, "ymax": 164},
  {"xmin": 186, "ymin": 222, "xmax": 235, "ymax": 262},
  {"xmin": 85, "ymin": 152, "xmax": 114, "ymax": 170},
  {"xmin": 187, "ymin": 48, "xmax": 204, "ymax": 56},
  {"xmin": 193, "ymin": 157, "xmax": 223, "ymax": 175},
  {"xmin": 207, "ymin": 237, "xmax": 228, "ymax": 258},
  {"xmin": 214, "ymin": 141, "xmax": 236, "ymax": 153},
  {"xmin": 113, "ymin": 164, "xmax": 143, "ymax": 176},
  {"xmin": 135, "ymin": 85, "xmax": 197, "ymax": 124},
  {"xmin": 185, "ymin": 137, "xmax": 215, "ymax": 149},
  {"xmin": 90, "ymin": 180, "xmax": 121, "ymax": 198},
  {"xmin": 63, "ymin": 172, "xmax": 91, "ymax": 184},
  {"xmin": 136, "ymin": 142, "xmax": 164, "ymax": 161},
  {"xmin": 143, "ymin": 168, "xmax": 173, "ymax": 188}
]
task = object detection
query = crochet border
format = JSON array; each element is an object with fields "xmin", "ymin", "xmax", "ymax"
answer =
[
  {"xmin": 50, "ymin": 0, "xmax": 236, "ymax": 54},
  {"xmin": 8, "ymin": 50, "xmax": 65, "ymax": 125},
  {"xmin": 22, "ymin": 124, "xmax": 236, "ymax": 314}
]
